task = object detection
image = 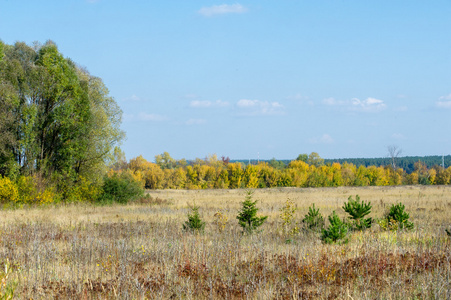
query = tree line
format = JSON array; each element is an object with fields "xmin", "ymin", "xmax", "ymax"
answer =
[
  {"xmin": 234, "ymin": 155, "xmax": 451, "ymax": 174},
  {"xmin": 110, "ymin": 152, "xmax": 451, "ymax": 190}
]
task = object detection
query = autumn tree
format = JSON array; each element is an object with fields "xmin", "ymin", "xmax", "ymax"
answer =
[{"xmin": 307, "ymin": 152, "xmax": 324, "ymax": 167}]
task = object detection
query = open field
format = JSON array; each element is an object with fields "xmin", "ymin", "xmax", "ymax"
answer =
[{"xmin": 0, "ymin": 185, "xmax": 450, "ymax": 299}]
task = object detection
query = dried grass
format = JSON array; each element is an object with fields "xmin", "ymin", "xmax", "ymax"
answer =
[{"xmin": 0, "ymin": 185, "xmax": 450, "ymax": 299}]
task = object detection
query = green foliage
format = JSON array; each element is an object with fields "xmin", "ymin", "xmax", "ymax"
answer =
[
  {"xmin": 183, "ymin": 205, "xmax": 206, "ymax": 233},
  {"xmin": 296, "ymin": 153, "xmax": 308, "ymax": 162},
  {"xmin": 0, "ymin": 41, "xmax": 124, "ymax": 200},
  {"xmin": 321, "ymin": 211, "xmax": 348, "ymax": 244},
  {"xmin": 307, "ymin": 152, "xmax": 324, "ymax": 167},
  {"xmin": 342, "ymin": 195, "xmax": 372, "ymax": 230},
  {"xmin": 98, "ymin": 173, "xmax": 144, "ymax": 204},
  {"xmin": 236, "ymin": 190, "xmax": 268, "ymax": 234},
  {"xmin": 302, "ymin": 203, "xmax": 325, "ymax": 233},
  {"xmin": 380, "ymin": 203, "xmax": 414, "ymax": 231}
]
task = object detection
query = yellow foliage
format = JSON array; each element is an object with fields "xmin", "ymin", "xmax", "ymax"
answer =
[
  {"xmin": 428, "ymin": 168, "xmax": 437, "ymax": 185},
  {"xmin": 68, "ymin": 176, "xmax": 101, "ymax": 203},
  {"xmin": 16, "ymin": 176, "xmax": 56, "ymax": 205},
  {"xmin": 244, "ymin": 164, "xmax": 259, "ymax": 188},
  {"xmin": 0, "ymin": 176, "xmax": 19, "ymax": 203},
  {"xmin": 213, "ymin": 211, "xmax": 229, "ymax": 232}
]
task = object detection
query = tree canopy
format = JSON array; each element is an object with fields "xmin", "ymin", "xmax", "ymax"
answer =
[{"xmin": 0, "ymin": 41, "xmax": 124, "ymax": 193}]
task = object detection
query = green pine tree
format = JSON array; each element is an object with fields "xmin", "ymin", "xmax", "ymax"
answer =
[
  {"xmin": 236, "ymin": 190, "xmax": 268, "ymax": 234},
  {"xmin": 183, "ymin": 204, "xmax": 206, "ymax": 233},
  {"xmin": 342, "ymin": 195, "xmax": 372, "ymax": 231}
]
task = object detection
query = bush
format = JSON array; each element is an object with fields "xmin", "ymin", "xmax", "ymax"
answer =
[
  {"xmin": 16, "ymin": 176, "xmax": 56, "ymax": 205},
  {"xmin": 64, "ymin": 176, "xmax": 101, "ymax": 203},
  {"xmin": 0, "ymin": 176, "xmax": 18, "ymax": 204},
  {"xmin": 183, "ymin": 205, "xmax": 206, "ymax": 233},
  {"xmin": 213, "ymin": 210, "xmax": 229, "ymax": 233},
  {"xmin": 321, "ymin": 211, "xmax": 348, "ymax": 244},
  {"xmin": 98, "ymin": 173, "xmax": 144, "ymax": 204},
  {"xmin": 379, "ymin": 203, "xmax": 414, "ymax": 231},
  {"xmin": 342, "ymin": 195, "xmax": 372, "ymax": 231},
  {"xmin": 302, "ymin": 203, "xmax": 325, "ymax": 233},
  {"xmin": 279, "ymin": 198, "xmax": 299, "ymax": 236},
  {"xmin": 236, "ymin": 190, "xmax": 268, "ymax": 234}
]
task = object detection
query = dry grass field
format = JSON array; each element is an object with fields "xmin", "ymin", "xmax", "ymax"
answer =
[{"xmin": 0, "ymin": 185, "xmax": 450, "ymax": 299}]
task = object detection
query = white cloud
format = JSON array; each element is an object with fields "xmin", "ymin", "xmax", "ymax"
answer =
[
  {"xmin": 237, "ymin": 99, "xmax": 258, "ymax": 108},
  {"xmin": 439, "ymin": 93, "xmax": 451, "ymax": 100},
  {"xmin": 186, "ymin": 119, "xmax": 207, "ymax": 125},
  {"xmin": 198, "ymin": 4, "xmax": 247, "ymax": 17},
  {"xmin": 351, "ymin": 97, "xmax": 386, "ymax": 112},
  {"xmin": 437, "ymin": 101, "xmax": 451, "ymax": 108},
  {"xmin": 236, "ymin": 99, "xmax": 284, "ymax": 116},
  {"xmin": 437, "ymin": 94, "xmax": 451, "ymax": 108},
  {"xmin": 323, "ymin": 97, "xmax": 386, "ymax": 112},
  {"xmin": 190, "ymin": 100, "xmax": 212, "ymax": 108},
  {"xmin": 137, "ymin": 113, "xmax": 168, "ymax": 122},
  {"xmin": 189, "ymin": 100, "xmax": 229, "ymax": 108},
  {"xmin": 309, "ymin": 134, "xmax": 334, "ymax": 144},
  {"xmin": 322, "ymin": 97, "xmax": 346, "ymax": 106},
  {"xmin": 121, "ymin": 94, "xmax": 142, "ymax": 102}
]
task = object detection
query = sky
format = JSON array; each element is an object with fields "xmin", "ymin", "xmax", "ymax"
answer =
[{"xmin": 1, "ymin": 0, "xmax": 451, "ymax": 161}]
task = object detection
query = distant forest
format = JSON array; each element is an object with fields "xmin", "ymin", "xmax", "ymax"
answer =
[{"xmin": 233, "ymin": 155, "xmax": 451, "ymax": 174}]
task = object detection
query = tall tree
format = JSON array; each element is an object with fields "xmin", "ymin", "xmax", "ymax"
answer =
[{"xmin": 0, "ymin": 41, "xmax": 124, "ymax": 193}]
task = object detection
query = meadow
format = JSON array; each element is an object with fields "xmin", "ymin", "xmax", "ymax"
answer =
[{"xmin": 0, "ymin": 185, "xmax": 450, "ymax": 299}]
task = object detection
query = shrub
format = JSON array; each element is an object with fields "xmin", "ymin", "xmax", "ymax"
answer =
[
  {"xmin": 279, "ymin": 198, "xmax": 299, "ymax": 235},
  {"xmin": 183, "ymin": 205, "xmax": 206, "ymax": 233},
  {"xmin": 321, "ymin": 211, "xmax": 348, "ymax": 244},
  {"xmin": 0, "ymin": 176, "xmax": 19, "ymax": 204},
  {"xmin": 302, "ymin": 203, "xmax": 325, "ymax": 233},
  {"xmin": 65, "ymin": 176, "xmax": 101, "ymax": 203},
  {"xmin": 236, "ymin": 190, "xmax": 268, "ymax": 234},
  {"xmin": 98, "ymin": 173, "xmax": 144, "ymax": 204},
  {"xmin": 213, "ymin": 210, "xmax": 229, "ymax": 233},
  {"xmin": 16, "ymin": 176, "xmax": 56, "ymax": 205},
  {"xmin": 379, "ymin": 203, "xmax": 414, "ymax": 231},
  {"xmin": 342, "ymin": 195, "xmax": 372, "ymax": 231}
]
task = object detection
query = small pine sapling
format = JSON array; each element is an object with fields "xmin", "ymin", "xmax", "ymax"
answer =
[
  {"xmin": 342, "ymin": 195, "xmax": 372, "ymax": 231},
  {"xmin": 183, "ymin": 204, "xmax": 206, "ymax": 233},
  {"xmin": 321, "ymin": 211, "xmax": 348, "ymax": 244},
  {"xmin": 302, "ymin": 203, "xmax": 325, "ymax": 233},
  {"xmin": 381, "ymin": 203, "xmax": 414, "ymax": 231},
  {"xmin": 236, "ymin": 190, "xmax": 268, "ymax": 234}
]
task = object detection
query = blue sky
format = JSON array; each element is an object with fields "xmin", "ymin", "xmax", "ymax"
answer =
[{"xmin": 1, "ymin": 1, "xmax": 451, "ymax": 161}]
